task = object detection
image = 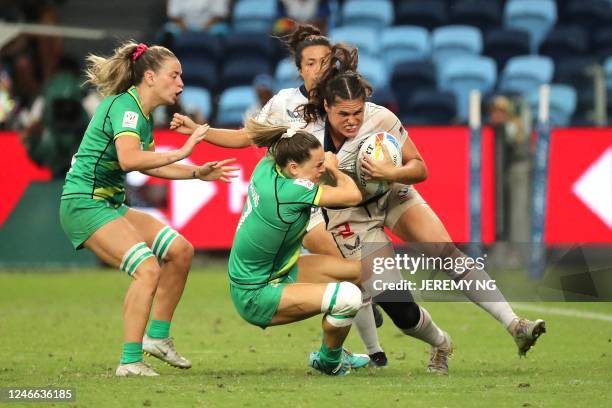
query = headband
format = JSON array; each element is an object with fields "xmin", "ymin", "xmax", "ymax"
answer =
[{"xmin": 280, "ymin": 128, "xmax": 297, "ymax": 139}]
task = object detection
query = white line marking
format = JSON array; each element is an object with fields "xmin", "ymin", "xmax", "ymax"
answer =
[{"xmin": 513, "ymin": 303, "xmax": 612, "ymax": 323}]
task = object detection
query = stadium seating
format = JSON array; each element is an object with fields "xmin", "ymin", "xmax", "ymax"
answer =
[
  {"xmin": 357, "ymin": 55, "xmax": 388, "ymax": 90},
  {"xmin": 527, "ymin": 84, "xmax": 577, "ymax": 127},
  {"xmin": 394, "ymin": 0, "xmax": 448, "ymax": 30},
  {"xmin": 561, "ymin": 0, "xmax": 611, "ymax": 31},
  {"xmin": 438, "ymin": 55, "xmax": 497, "ymax": 121},
  {"xmin": 232, "ymin": 0, "xmax": 277, "ymax": 33},
  {"xmin": 330, "ymin": 26, "xmax": 379, "ymax": 57},
  {"xmin": 498, "ymin": 55, "xmax": 554, "ymax": 95},
  {"xmin": 172, "ymin": 31, "xmax": 222, "ymax": 62},
  {"xmin": 553, "ymin": 57, "xmax": 598, "ymax": 125},
  {"xmin": 484, "ymin": 28, "xmax": 531, "ymax": 73},
  {"xmin": 400, "ymin": 90, "xmax": 457, "ymax": 125},
  {"xmin": 223, "ymin": 32, "xmax": 276, "ymax": 62},
  {"xmin": 216, "ymin": 86, "xmax": 257, "ymax": 126},
  {"xmin": 431, "ymin": 25, "xmax": 483, "ymax": 65},
  {"xmin": 592, "ymin": 27, "xmax": 612, "ymax": 60},
  {"xmin": 390, "ymin": 61, "xmax": 438, "ymax": 110},
  {"xmin": 180, "ymin": 59, "xmax": 218, "ymax": 91},
  {"xmin": 380, "ymin": 26, "xmax": 430, "ymax": 72},
  {"xmin": 449, "ymin": 0, "xmax": 503, "ymax": 33},
  {"xmin": 538, "ymin": 26, "xmax": 589, "ymax": 63},
  {"xmin": 274, "ymin": 58, "xmax": 301, "ymax": 91},
  {"xmin": 341, "ymin": 0, "xmax": 394, "ymax": 30},
  {"xmin": 504, "ymin": 0, "xmax": 557, "ymax": 53},
  {"xmin": 220, "ymin": 57, "xmax": 272, "ymax": 90},
  {"xmin": 180, "ymin": 86, "xmax": 212, "ymax": 120}
]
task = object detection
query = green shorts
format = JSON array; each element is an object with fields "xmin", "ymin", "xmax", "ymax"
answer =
[
  {"xmin": 59, "ymin": 198, "xmax": 129, "ymax": 249},
  {"xmin": 229, "ymin": 265, "xmax": 299, "ymax": 329}
]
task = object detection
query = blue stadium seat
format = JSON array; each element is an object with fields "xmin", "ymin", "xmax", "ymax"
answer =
[
  {"xmin": 274, "ymin": 58, "xmax": 301, "ymax": 91},
  {"xmin": 603, "ymin": 57, "xmax": 612, "ymax": 89},
  {"xmin": 330, "ymin": 26, "xmax": 379, "ymax": 57},
  {"xmin": 357, "ymin": 55, "xmax": 388, "ymax": 90},
  {"xmin": 394, "ymin": 0, "xmax": 448, "ymax": 30},
  {"xmin": 432, "ymin": 25, "xmax": 483, "ymax": 66},
  {"xmin": 216, "ymin": 86, "xmax": 257, "ymax": 127},
  {"xmin": 381, "ymin": 26, "xmax": 430, "ymax": 72},
  {"xmin": 341, "ymin": 0, "xmax": 394, "ymax": 29},
  {"xmin": 503, "ymin": 0, "xmax": 557, "ymax": 53},
  {"xmin": 223, "ymin": 32, "xmax": 275, "ymax": 61},
  {"xmin": 539, "ymin": 26, "xmax": 589, "ymax": 63},
  {"xmin": 527, "ymin": 84, "xmax": 577, "ymax": 127},
  {"xmin": 498, "ymin": 55, "xmax": 554, "ymax": 95},
  {"xmin": 172, "ymin": 31, "xmax": 222, "ymax": 62},
  {"xmin": 450, "ymin": 0, "xmax": 502, "ymax": 33},
  {"xmin": 233, "ymin": 0, "xmax": 276, "ymax": 33},
  {"xmin": 438, "ymin": 55, "xmax": 497, "ymax": 121},
  {"xmin": 180, "ymin": 86, "xmax": 212, "ymax": 121},
  {"xmin": 390, "ymin": 61, "xmax": 438, "ymax": 109},
  {"xmin": 220, "ymin": 57, "xmax": 271, "ymax": 90},
  {"xmin": 484, "ymin": 28, "xmax": 530, "ymax": 73},
  {"xmin": 180, "ymin": 59, "xmax": 217, "ymax": 91},
  {"xmin": 554, "ymin": 57, "xmax": 598, "ymax": 125},
  {"xmin": 592, "ymin": 27, "xmax": 612, "ymax": 60},
  {"xmin": 400, "ymin": 90, "xmax": 457, "ymax": 125},
  {"xmin": 562, "ymin": 0, "xmax": 611, "ymax": 31}
]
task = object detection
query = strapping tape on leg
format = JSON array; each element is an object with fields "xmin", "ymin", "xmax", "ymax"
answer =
[
  {"xmin": 151, "ymin": 226, "xmax": 179, "ymax": 261},
  {"xmin": 120, "ymin": 242, "xmax": 154, "ymax": 276},
  {"xmin": 321, "ymin": 282, "xmax": 362, "ymax": 327}
]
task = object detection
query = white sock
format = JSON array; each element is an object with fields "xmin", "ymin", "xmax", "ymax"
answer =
[
  {"xmin": 353, "ymin": 300, "xmax": 383, "ymax": 354},
  {"xmin": 402, "ymin": 306, "xmax": 445, "ymax": 347},
  {"xmin": 455, "ymin": 267, "xmax": 518, "ymax": 328}
]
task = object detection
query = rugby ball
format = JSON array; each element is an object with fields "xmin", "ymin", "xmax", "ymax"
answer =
[{"xmin": 355, "ymin": 132, "xmax": 402, "ymax": 196}]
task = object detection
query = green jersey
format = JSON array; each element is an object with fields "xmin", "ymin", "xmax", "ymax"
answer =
[
  {"xmin": 61, "ymin": 86, "xmax": 154, "ymax": 206},
  {"xmin": 228, "ymin": 157, "xmax": 323, "ymax": 289}
]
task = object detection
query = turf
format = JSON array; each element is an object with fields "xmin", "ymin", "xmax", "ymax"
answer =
[{"xmin": 1, "ymin": 268, "xmax": 611, "ymax": 407}]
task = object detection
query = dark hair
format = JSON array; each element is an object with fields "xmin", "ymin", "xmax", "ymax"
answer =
[
  {"xmin": 285, "ymin": 23, "xmax": 331, "ymax": 69},
  {"xmin": 301, "ymin": 44, "xmax": 372, "ymax": 123},
  {"xmin": 85, "ymin": 41, "xmax": 176, "ymax": 96},
  {"xmin": 245, "ymin": 119, "xmax": 321, "ymax": 167}
]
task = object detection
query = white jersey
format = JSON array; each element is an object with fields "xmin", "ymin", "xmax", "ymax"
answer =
[{"xmin": 255, "ymin": 86, "xmax": 309, "ymax": 129}]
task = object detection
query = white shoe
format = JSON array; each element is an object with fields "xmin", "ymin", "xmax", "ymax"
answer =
[
  {"xmin": 427, "ymin": 331, "xmax": 453, "ymax": 375},
  {"xmin": 511, "ymin": 318, "xmax": 546, "ymax": 357},
  {"xmin": 115, "ymin": 361, "xmax": 159, "ymax": 377},
  {"xmin": 142, "ymin": 335, "xmax": 192, "ymax": 369}
]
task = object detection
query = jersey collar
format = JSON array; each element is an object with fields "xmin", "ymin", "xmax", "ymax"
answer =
[
  {"xmin": 299, "ymin": 84, "xmax": 308, "ymax": 98},
  {"xmin": 323, "ymin": 119, "xmax": 345, "ymax": 154},
  {"xmin": 127, "ymin": 86, "xmax": 150, "ymax": 119}
]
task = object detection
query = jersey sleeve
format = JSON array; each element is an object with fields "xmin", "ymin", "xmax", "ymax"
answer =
[
  {"xmin": 376, "ymin": 105, "xmax": 408, "ymax": 147},
  {"xmin": 278, "ymin": 178, "xmax": 322, "ymax": 218},
  {"xmin": 254, "ymin": 93, "xmax": 283, "ymax": 125},
  {"xmin": 108, "ymin": 98, "xmax": 143, "ymax": 142}
]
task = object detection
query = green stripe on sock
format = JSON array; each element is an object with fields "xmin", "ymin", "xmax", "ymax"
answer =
[
  {"xmin": 120, "ymin": 342, "xmax": 143, "ymax": 364},
  {"xmin": 147, "ymin": 320, "xmax": 171, "ymax": 339},
  {"xmin": 326, "ymin": 283, "xmax": 340, "ymax": 314},
  {"xmin": 152, "ymin": 227, "xmax": 172, "ymax": 256},
  {"xmin": 156, "ymin": 231, "xmax": 177, "ymax": 260},
  {"xmin": 120, "ymin": 243, "xmax": 147, "ymax": 272},
  {"xmin": 126, "ymin": 249, "xmax": 153, "ymax": 276}
]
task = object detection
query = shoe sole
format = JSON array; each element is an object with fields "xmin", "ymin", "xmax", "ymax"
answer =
[{"xmin": 143, "ymin": 350, "xmax": 191, "ymax": 369}]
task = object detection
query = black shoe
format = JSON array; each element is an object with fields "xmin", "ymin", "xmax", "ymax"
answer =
[
  {"xmin": 368, "ymin": 351, "xmax": 388, "ymax": 368},
  {"xmin": 372, "ymin": 303, "xmax": 384, "ymax": 328}
]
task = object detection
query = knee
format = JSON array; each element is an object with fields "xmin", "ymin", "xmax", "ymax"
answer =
[
  {"xmin": 165, "ymin": 236, "xmax": 194, "ymax": 267},
  {"xmin": 378, "ymin": 300, "xmax": 421, "ymax": 330},
  {"xmin": 134, "ymin": 261, "xmax": 162, "ymax": 292},
  {"xmin": 323, "ymin": 281, "xmax": 362, "ymax": 316}
]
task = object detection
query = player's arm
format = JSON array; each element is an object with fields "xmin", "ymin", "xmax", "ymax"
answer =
[
  {"xmin": 115, "ymin": 125, "xmax": 208, "ymax": 172},
  {"xmin": 170, "ymin": 113, "xmax": 252, "ymax": 148},
  {"xmin": 393, "ymin": 130, "xmax": 428, "ymax": 184},
  {"xmin": 318, "ymin": 152, "xmax": 362, "ymax": 207}
]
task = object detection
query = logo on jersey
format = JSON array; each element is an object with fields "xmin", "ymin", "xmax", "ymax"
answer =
[
  {"xmin": 293, "ymin": 178, "xmax": 315, "ymax": 190},
  {"xmin": 286, "ymin": 109, "xmax": 301, "ymax": 119},
  {"xmin": 122, "ymin": 111, "xmax": 139, "ymax": 129},
  {"xmin": 343, "ymin": 235, "xmax": 361, "ymax": 251}
]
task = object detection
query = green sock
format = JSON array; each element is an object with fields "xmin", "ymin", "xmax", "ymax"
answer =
[
  {"xmin": 147, "ymin": 319, "xmax": 171, "ymax": 339},
  {"xmin": 319, "ymin": 343, "xmax": 342, "ymax": 367},
  {"xmin": 120, "ymin": 342, "xmax": 142, "ymax": 365}
]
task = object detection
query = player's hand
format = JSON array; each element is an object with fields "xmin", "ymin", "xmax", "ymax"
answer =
[
  {"xmin": 180, "ymin": 124, "xmax": 209, "ymax": 157},
  {"xmin": 195, "ymin": 158, "xmax": 240, "ymax": 183},
  {"xmin": 324, "ymin": 151, "xmax": 339, "ymax": 171},
  {"xmin": 360, "ymin": 144, "xmax": 397, "ymax": 181},
  {"xmin": 170, "ymin": 113, "xmax": 200, "ymax": 135}
]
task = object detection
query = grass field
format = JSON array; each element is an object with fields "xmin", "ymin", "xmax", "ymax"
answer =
[{"xmin": 1, "ymin": 267, "xmax": 611, "ymax": 407}]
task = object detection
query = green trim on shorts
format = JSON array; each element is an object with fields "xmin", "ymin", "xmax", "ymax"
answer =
[
  {"xmin": 59, "ymin": 198, "xmax": 129, "ymax": 249},
  {"xmin": 229, "ymin": 265, "xmax": 299, "ymax": 328}
]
